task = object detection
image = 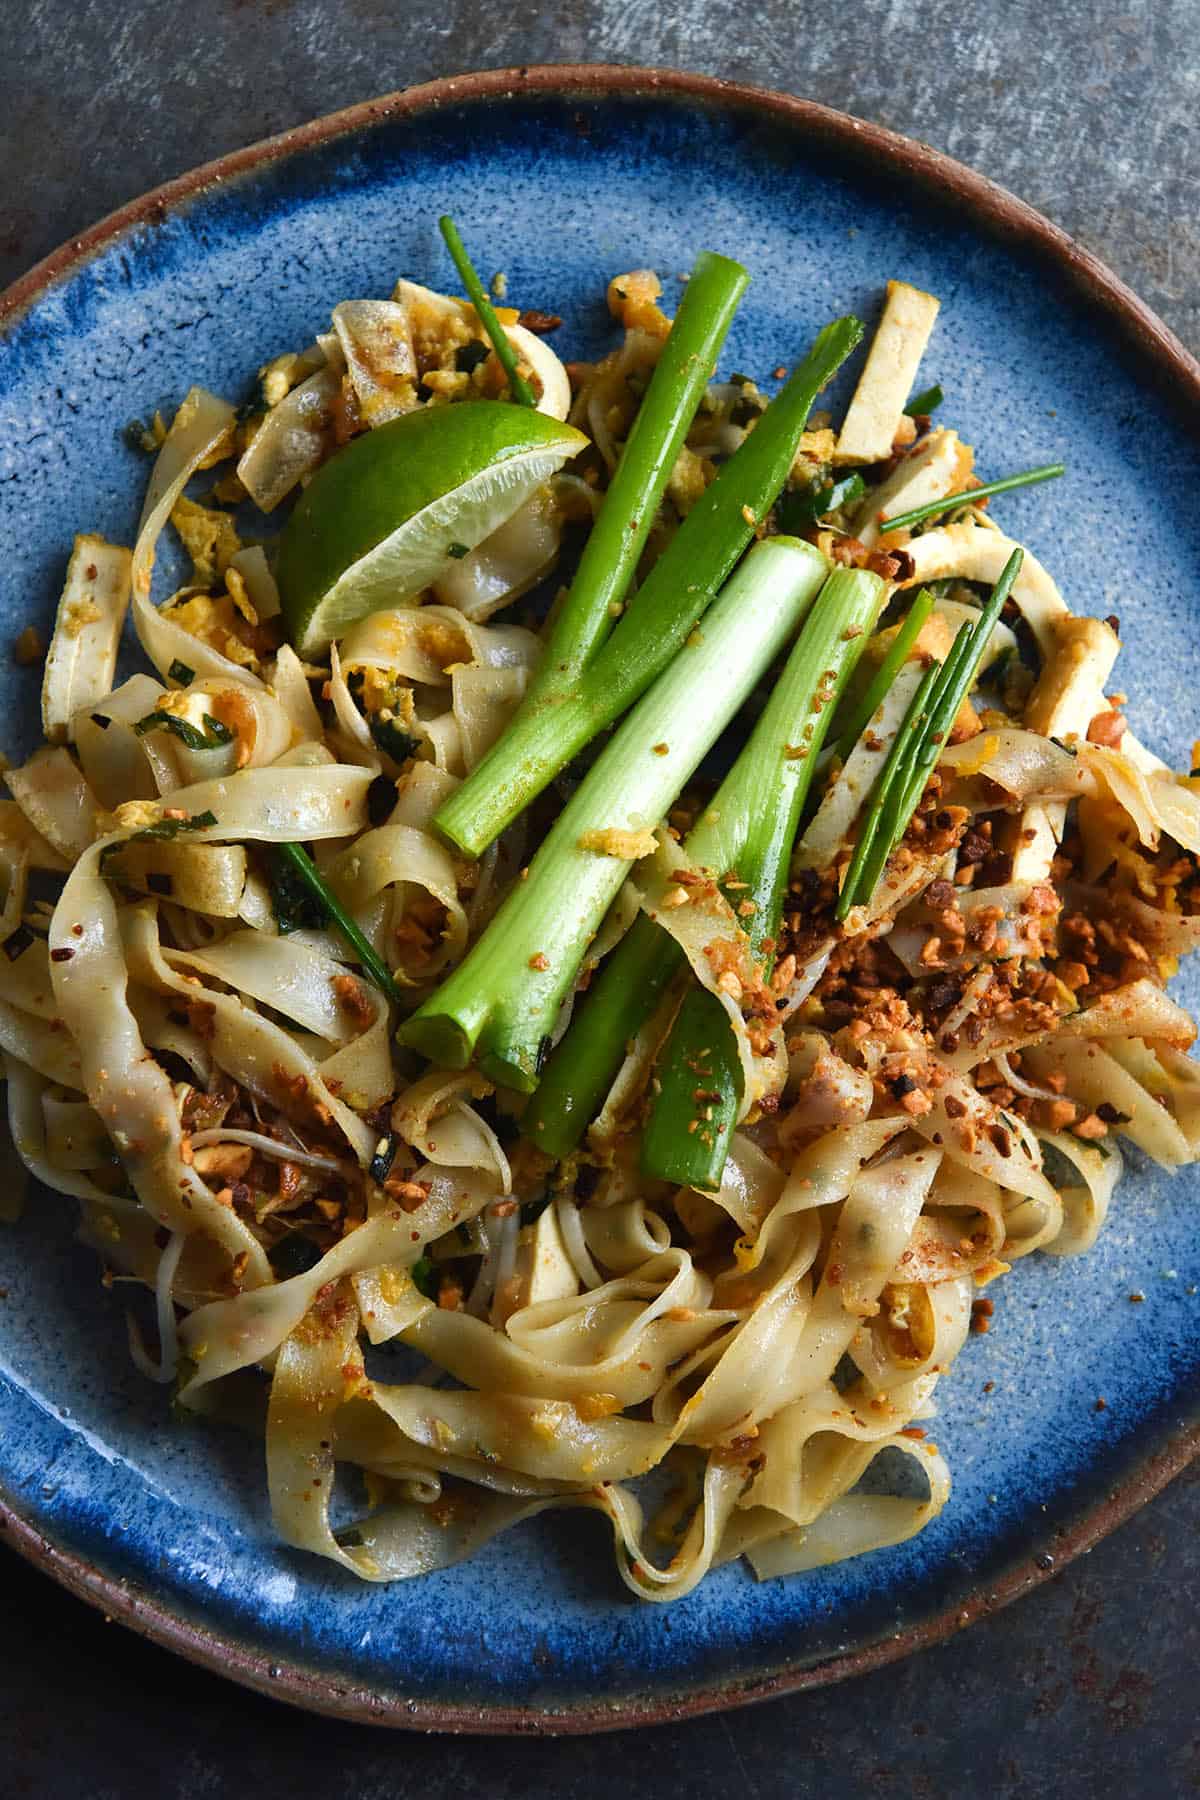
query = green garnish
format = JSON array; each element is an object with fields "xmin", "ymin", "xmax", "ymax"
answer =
[
  {"xmin": 167, "ymin": 659, "xmax": 196, "ymax": 687},
  {"xmin": 836, "ymin": 548, "xmax": 1023, "ymax": 919},
  {"xmin": 776, "ymin": 471, "xmax": 867, "ymax": 533},
  {"xmin": 369, "ymin": 1134, "xmax": 399, "ymax": 1183},
  {"xmin": 367, "ymin": 719, "xmax": 420, "ymax": 764},
  {"xmin": 271, "ymin": 842, "xmax": 403, "ymax": 1006},
  {"xmin": 100, "ymin": 809, "xmax": 219, "ymax": 869},
  {"xmin": 411, "ymin": 1255, "xmax": 438, "ymax": 1299},
  {"xmin": 832, "ymin": 588, "xmax": 936, "ymax": 763},
  {"xmin": 134, "ymin": 710, "xmax": 234, "ymax": 751},
  {"xmin": 268, "ymin": 1236, "xmax": 323, "ymax": 1279},
  {"xmin": 438, "ymin": 216, "xmax": 537, "ymax": 407},
  {"xmin": 877, "ymin": 463, "xmax": 1065, "ymax": 535},
  {"xmin": 266, "ymin": 846, "xmax": 329, "ymax": 936},
  {"xmin": 904, "ymin": 383, "xmax": 944, "ymax": 417}
]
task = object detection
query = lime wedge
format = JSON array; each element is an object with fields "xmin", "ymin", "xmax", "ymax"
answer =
[{"xmin": 276, "ymin": 401, "xmax": 588, "ymax": 654}]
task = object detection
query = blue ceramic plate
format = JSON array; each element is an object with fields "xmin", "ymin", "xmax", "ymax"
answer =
[{"xmin": 2, "ymin": 68, "xmax": 1200, "ymax": 1732}]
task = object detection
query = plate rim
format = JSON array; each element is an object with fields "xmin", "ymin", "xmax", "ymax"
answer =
[{"xmin": 2, "ymin": 60, "xmax": 1199, "ymax": 1735}]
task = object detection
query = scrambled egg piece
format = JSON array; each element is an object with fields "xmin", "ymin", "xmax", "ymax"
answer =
[
  {"xmin": 161, "ymin": 592, "xmax": 259, "ymax": 671},
  {"xmin": 606, "ymin": 269, "xmax": 671, "ymax": 339},
  {"xmin": 171, "ymin": 497, "xmax": 243, "ymax": 589}
]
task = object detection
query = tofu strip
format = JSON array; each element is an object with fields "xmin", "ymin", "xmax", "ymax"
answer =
[{"xmin": 835, "ymin": 281, "xmax": 940, "ymax": 467}]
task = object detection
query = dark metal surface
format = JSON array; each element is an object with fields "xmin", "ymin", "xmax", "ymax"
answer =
[{"xmin": 3, "ymin": 2, "xmax": 1199, "ymax": 1792}]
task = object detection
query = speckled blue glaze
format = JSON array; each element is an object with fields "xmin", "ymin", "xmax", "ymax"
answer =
[{"xmin": 2, "ymin": 88, "xmax": 1199, "ymax": 1722}]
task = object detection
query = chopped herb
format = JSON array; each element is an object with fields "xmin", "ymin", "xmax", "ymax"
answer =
[
  {"xmin": 369, "ymin": 1134, "xmax": 399, "ymax": 1184},
  {"xmin": 3, "ymin": 925, "xmax": 34, "ymax": 961},
  {"xmin": 347, "ymin": 670, "xmax": 420, "ymax": 765},
  {"xmin": 776, "ymin": 471, "xmax": 867, "ymax": 534},
  {"xmin": 121, "ymin": 418, "xmax": 155, "ymax": 453},
  {"xmin": 368, "ymin": 719, "xmax": 420, "ymax": 764},
  {"xmin": 90, "ymin": 712, "xmax": 111, "ymax": 731},
  {"xmin": 134, "ymin": 710, "xmax": 234, "ymax": 751},
  {"xmin": 265, "ymin": 846, "xmax": 327, "ymax": 936},
  {"xmin": 100, "ymin": 809, "xmax": 219, "ymax": 870},
  {"xmin": 235, "ymin": 377, "xmax": 269, "ymax": 424},
  {"xmin": 904, "ymin": 383, "xmax": 944, "ymax": 417},
  {"xmin": 167, "ymin": 658, "xmax": 196, "ymax": 687},
  {"xmin": 446, "ymin": 542, "xmax": 470, "ymax": 560},
  {"xmin": 366, "ymin": 773, "xmax": 397, "ymax": 827},
  {"xmin": 410, "ymin": 1254, "xmax": 437, "ymax": 1299},
  {"xmin": 730, "ymin": 391, "xmax": 766, "ymax": 427},
  {"xmin": 268, "ymin": 1235, "xmax": 323, "ymax": 1279},
  {"xmin": 455, "ymin": 340, "xmax": 491, "ymax": 375}
]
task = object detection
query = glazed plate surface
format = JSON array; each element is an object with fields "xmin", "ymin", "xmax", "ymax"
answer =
[{"xmin": 1, "ymin": 68, "xmax": 1199, "ymax": 1730}]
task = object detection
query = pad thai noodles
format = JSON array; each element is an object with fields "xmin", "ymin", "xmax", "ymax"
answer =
[{"xmin": 4, "ymin": 225, "xmax": 1199, "ymax": 1599}]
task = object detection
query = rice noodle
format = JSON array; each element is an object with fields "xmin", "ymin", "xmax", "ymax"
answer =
[{"xmin": 6, "ymin": 257, "xmax": 1200, "ymax": 1609}]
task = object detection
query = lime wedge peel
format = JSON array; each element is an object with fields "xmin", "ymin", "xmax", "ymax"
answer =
[{"xmin": 277, "ymin": 401, "xmax": 588, "ymax": 655}]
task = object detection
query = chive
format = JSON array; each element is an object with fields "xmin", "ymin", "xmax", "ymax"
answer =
[
  {"xmin": 904, "ymin": 383, "xmax": 943, "ymax": 417},
  {"xmin": 272, "ymin": 842, "xmax": 402, "ymax": 1006},
  {"xmin": 840, "ymin": 639, "xmax": 968, "ymax": 915},
  {"xmin": 836, "ymin": 548, "xmax": 1023, "ymax": 918},
  {"xmin": 167, "ymin": 658, "xmax": 196, "ymax": 686},
  {"xmin": 438, "ymin": 216, "xmax": 536, "ymax": 407},
  {"xmin": 835, "ymin": 659, "xmax": 941, "ymax": 921},
  {"xmin": 435, "ymin": 315, "xmax": 865, "ymax": 858},
  {"xmin": 832, "ymin": 588, "xmax": 935, "ymax": 763},
  {"xmin": 878, "ymin": 463, "xmax": 1065, "ymax": 535}
]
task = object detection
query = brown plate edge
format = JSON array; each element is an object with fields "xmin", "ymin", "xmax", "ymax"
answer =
[{"xmin": 2, "ymin": 60, "xmax": 1199, "ymax": 1734}]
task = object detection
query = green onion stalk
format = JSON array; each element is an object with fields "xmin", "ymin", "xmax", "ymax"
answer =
[
  {"xmin": 525, "ymin": 249, "xmax": 749, "ymax": 705},
  {"xmin": 399, "ymin": 538, "xmax": 830, "ymax": 1090},
  {"xmin": 525, "ymin": 567, "xmax": 885, "ymax": 1186},
  {"xmin": 433, "ymin": 316, "xmax": 865, "ymax": 859}
]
